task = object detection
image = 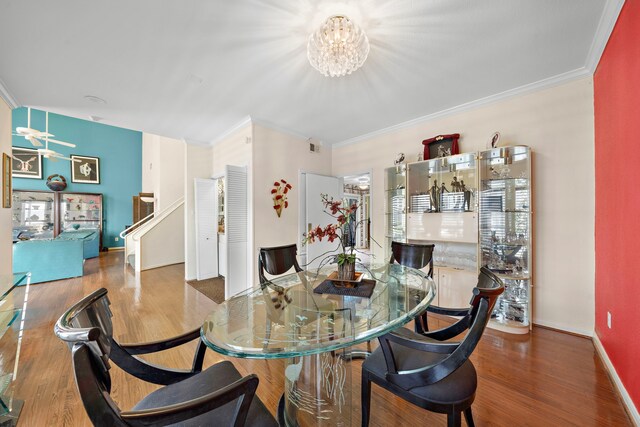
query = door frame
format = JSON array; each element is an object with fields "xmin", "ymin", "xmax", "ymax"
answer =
[
  {"xmin": 194, "ymin": 177, "xmax": 218, "ymax": 281},
  {"xmin": 297, "ymin": 170, "xmax": 344, "ymax": 266},
  {"xmin": 337, "ymin": 168, "xmax": 374, "ymax": 250}
]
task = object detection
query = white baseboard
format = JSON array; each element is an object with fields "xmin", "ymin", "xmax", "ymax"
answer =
[
  {"xmin": 593, "ymin": 333, "xmax": 640, "ymax": 426},
  {"xmin": 533, "ymin": 319, "xmax": 593, "ymax": 338}
]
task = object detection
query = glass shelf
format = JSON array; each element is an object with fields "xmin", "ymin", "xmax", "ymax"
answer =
[
  {"xmin": 385, "ymin": 165, "xmax": 407, "ymax": 254},
  {"xmin": 407, "ymin": 154, "xmax": 477, "ymax": 214},
  {"xmin": 479, "ymin": 146, "xmax": 532, "ymax": 333}
]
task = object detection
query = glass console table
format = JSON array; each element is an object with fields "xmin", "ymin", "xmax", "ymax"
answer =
[
  {"xmin": 201, "ymin": 264, "xmax": 435, "ymax": 427},
  {"xmin": 0, "ymin": 273, "xmax": 30, "ymax": 426}
]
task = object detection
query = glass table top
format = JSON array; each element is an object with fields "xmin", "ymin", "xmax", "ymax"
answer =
[{"xmin": 201, "ymin": 264, "xmax": 436, "ymax": 359}]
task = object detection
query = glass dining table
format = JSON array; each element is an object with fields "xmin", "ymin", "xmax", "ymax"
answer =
[{"xmin": 201, "ymin": 263, "xmax": 436, "ymax": 427}]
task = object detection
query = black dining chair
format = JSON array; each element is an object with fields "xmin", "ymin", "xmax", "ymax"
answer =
[
  {"xmin": 389, "ymin": 241, "xmax": 435, "ymax": 333},
  {"xmin": 258, "ymin": 244, "xmax": 303, "ymax": 285},
  {"xmin": 257, "ymin": 244, "xmax": 337, "ymax": 347},
  {"xmin": 361, "ymin": 267, "xmax": 505, "ymax": 427},
  {"xmin": 54, "ymin": 288, "xmax": 278, "ymax": 427}
]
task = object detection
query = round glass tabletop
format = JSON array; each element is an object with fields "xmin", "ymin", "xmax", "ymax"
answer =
[{"xmin": 201, "ymin": 263, "xmax": 436, "ymax": 359}]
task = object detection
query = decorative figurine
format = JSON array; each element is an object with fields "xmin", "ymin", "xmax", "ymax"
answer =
[
  {"xmin": 460, "ymin": 180, "xmax": 471, "ymax": 211},
  {"xmin": 394, "ymin": 153, "xmax": 405, "ymax": 165},
  {"xmin": 417, "ymin": 150, "xmax": 423, "ymax": 162},
  {"xmin": 430, "ymin": 180, "xmax": 439, "ymax": 212},
  {"xmin": 451, "ymin": 176, "xmax": 460, "ymax": 193}
]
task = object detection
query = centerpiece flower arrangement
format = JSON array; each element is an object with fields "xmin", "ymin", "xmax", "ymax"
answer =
[{"xmin": 303, "ymin": 193, "xmax": 360, "ymax": 280}]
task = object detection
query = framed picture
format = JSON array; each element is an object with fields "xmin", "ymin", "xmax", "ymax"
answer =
[
  {"xmin": 2, "ymin": 153, "xmax": 11, "ymax": 208},
  {"xmin": 12, "ymin": 147, "xmax": 42, "ymax": 179},
  {"xmin": 422, "ymin": 133, "xmax": 460, "ymax": 160},
  {"xmin": 71, "ymin": 155, "xmax": 100, "ymax": 184}
]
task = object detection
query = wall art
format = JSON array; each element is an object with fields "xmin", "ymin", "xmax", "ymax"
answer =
[
  {"xmin": 2, "ymin": 153, "xmax": 11, "ymax": 208},
  {"xmin": 71, "ymin": 155, "xmax": 100, "ymax": 184},
  {"xmin": 271, "ymin": 179, "xmax": 292, "ymax": 217},
  {"xmin": 11, "ymin": 146, "xmax": 42, "ymax": 179}
]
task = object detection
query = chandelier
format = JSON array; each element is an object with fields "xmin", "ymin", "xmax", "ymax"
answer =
[{"xmin": 307, "ymin": 15, "xmax": 370, "ymax": 77}]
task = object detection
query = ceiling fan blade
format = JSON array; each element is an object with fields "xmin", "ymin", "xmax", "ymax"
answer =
[
  {"xmin": 48, "ymin": 156, "xmax": 59, "ymax": 162},
  {"xmin": 47, "ymin": 138, "xmax": 76, "ymax": 148},
  {"xmin": 27, "ymin": 136, "xmax": 43, "ymax": 147}
]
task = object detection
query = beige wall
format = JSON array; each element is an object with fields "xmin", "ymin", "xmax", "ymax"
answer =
[
  {"xmin": 184, "ymin": 143, "xmax": 213, "ymax": 280},
  {"xmin": 0, "ymin": 98, "xmax": 11, "ymax": 279},
  {"xmin": 252, "ymin": 124, "xmax": 332, "ymax": 280},
  {"xmin": 142, "ymin": 133, "xmax": 185, "ymax": 211},
  {"xmin": 212, "ymin": 124, "xmax": 253, "ymax": 177},
  {"xmin": 332, "ymin": 77, "xmax": 596, "ymax": 335}
]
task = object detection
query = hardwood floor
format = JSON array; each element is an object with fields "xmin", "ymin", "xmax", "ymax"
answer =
[{"xmin": 9, "ymin": 251, "xmax": 631, "ymax": 426}]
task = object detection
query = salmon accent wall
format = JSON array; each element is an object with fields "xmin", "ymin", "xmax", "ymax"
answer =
[{"xmin": 594, "ymin": 0, "xmax": 640, "ymax": 413}]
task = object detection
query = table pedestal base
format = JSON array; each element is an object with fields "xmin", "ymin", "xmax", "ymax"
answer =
[{"xmin": 281, "ymin": 348, "xmax": 352, "ymax": 427}]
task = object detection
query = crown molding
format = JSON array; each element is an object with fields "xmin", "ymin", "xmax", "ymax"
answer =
[
  {"xmin": 0, "ymin": 76, "xmax": 19, "ymax": 109},
  {"xmin": 585, "ymin": 0, "xmax": 625, "ymax": 73},
  {"xmin": 334, "ymin": 67, "xmax": 592, "ymax": 148},
  {"xmin": 183, "ymin": 138, "xmax": 211, "ymax": 147},
  {"xmin": 209, "ymin": 116, "xmax": 252, "ymax": 147},
  {"xmin": 250, "ymin": 117, "xmax": 311, "ymax": 142}
]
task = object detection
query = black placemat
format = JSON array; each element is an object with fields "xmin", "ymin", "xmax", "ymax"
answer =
[{"xmin": 313, "ymin": 278, "xmax": 377, "ymax": 298}]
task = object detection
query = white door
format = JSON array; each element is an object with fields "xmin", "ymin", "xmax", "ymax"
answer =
[
  {"xmin": 304, "ymin": 173, "xmax": 342, "ymax": 269},
  {"xmin": 194, "ymin": 178, "xmax": 218, "ymax": 280},
  {"xmin": 225, "ymin": 165, "xmax": 248, "ymax": 299}
]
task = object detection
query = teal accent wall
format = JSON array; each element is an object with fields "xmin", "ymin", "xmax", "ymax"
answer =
[{"xmin": 12, "ymin": 108, "xmax": 142, "ymax": 248}]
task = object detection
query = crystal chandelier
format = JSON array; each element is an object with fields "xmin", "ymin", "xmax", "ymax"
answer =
[{"xmin": 307, "ymin": 15, "xmax": 370, "ymax": 77}]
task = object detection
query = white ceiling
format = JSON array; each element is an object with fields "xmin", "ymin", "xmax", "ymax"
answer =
[{"xmin": 0, "ymin": 0, "xmax": 612, "ymax": 145}]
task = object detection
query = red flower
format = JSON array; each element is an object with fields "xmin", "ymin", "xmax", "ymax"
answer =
[
  {"xmin": 273, "ymin": 205, "xmax": 278, "ymax": 209},
  {"xmin": 351, "ymin": 203, "xmax": 358, "ymax": 211},
  {"xmin": 286, "ymin": 184, "xmax": 292, "ymax": 189},
  {"xmin": 337, "ymin": 215, "xmax": 346, "ymax": 224},
  {"xmin": 271, "ymin": 189, "xmax": 277, "ymax": 194},
  {"xmin": 273, "ymin": 182, "xmax": 281, "ymax": 186},
  {"xmin": 283, "ymin": 187, "xmax": 289, "ymax": 194},
  {"xmin": 281, "ymin": 179, "xmax": 287, "ymax": 184},
  {"xmin": 285, "ymin": 201, "xmax": 289, "ymax": 208},
  {"xmin": 275, "ymin": 195, "xmax": 283, "ymax": 200}
]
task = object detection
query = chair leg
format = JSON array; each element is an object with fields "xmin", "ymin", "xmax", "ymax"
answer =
[
  {"xmin": 414, "ymin": 312, "xmax": 429, "ymax": 334},
  {"xmin": 463, "ymin": 407, "xmax": 475, "ymax": 427},
  {"xmin": 447, "ymin": 410, "xmax": 462, "ymax": 427},
  {"xmin": 361, "ymin": 373, "xmax": 372, "ymax": 427}
]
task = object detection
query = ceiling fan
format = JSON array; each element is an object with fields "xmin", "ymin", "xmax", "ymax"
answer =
[{"xmin": 13, "ymin": 108, "xmax": 80, "ymax": 162}]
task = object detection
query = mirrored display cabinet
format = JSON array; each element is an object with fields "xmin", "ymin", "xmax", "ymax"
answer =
[
  {"xmin": 12, "ymin": 190, "xmax": 104, "ymax": 248},
  {"xmin": 384, "ymin": 165, "xmax": 407, "ymax": 257},
  {"xmin": 405, "ymin": 153, "xmax": 479, "ymax": 312},
  {"xmin": 11, "ymin": 191, "xmax": 55, "ymax": 240},
  {"xmin": 479, "ymin": 146, "xmax": 532, "ymax": 333},
  {"xmin": 385, "ymin": 146, "xmax": 533, "ymax": 334}
]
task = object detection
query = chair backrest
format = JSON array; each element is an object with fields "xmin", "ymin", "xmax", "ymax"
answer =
[
  {"xmin": 54, "ymin": 287, "xmax": 113, "ymax": 371},
  {"xmin": 390, "ymin": 241, "xmax": 435, "ymax": 277},
  {"xmin": 258, "ymin": 244, "xmax": 302, "ymax": 284},
  {"xmin": 383, "ymin": 267, "xmax": 505, "ymax": 389},
  {"xmin": 54, "ymin": 288, "xmax": 124, "ymax": 425},
  {"xmin": 469, "ymin": 266, "xmax": 505, "ymax": 322}
]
